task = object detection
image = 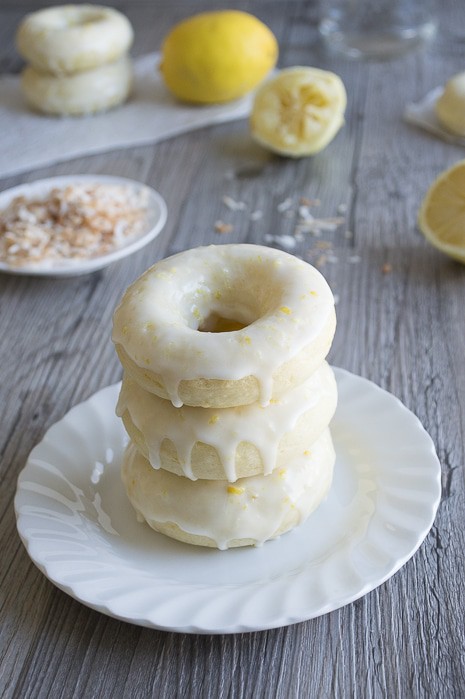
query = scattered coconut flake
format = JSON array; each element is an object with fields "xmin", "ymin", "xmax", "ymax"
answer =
[
  {"xmin": 295, "ymin": 216, "xmax": 345, "ymax": 236},
  {"xmin": 298, "ymin": 205, "xmax": 314, "ymax": 220},
  {"xmin": 349, "ymin": 255, "xmax": 361, "ymax": 263},
  {"xmin": 337, "ymin": 203, "xmax": 347, "ymax": 214},
  {"xmin": 214, "ymin": 220, "xmax": 234, "ymax": 234},
  {"xmin": 222, "ymin": 195, "xmax": 246, "ymax": 211},
  {"xmin": 333, "ymin": 294, "xmax": 340, "ymax": 305},
  {"xmin": 250, "ymin": 210, "xmax": 263, "ymax": 221},
  {"xmin": 277, "ymin": 197, "xmax": 293, "ymax": 213},
  {"xmin": 264, "ymin": 233, "xmax": 297, "ymax": 250},
  {"xmin": 344, "ymin": 230, "xmax": 354, "ymax": 239}
]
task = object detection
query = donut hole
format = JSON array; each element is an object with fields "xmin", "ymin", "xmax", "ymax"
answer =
[
  {"xmin": 69, "ymin": 16, "xmax": 102, "ymax": 28},
  {"xmin": 67, "ymin": 10, "xmax": 106, "ymax": 28},
  {"xmin": 40, "ymin": 8, "xmax": 105, "ymax": 30},
  {"xmin": 191, "ymin": 262, "xmax": 285, "ymax": 333},
  {"xmin": 199, "ymin": 313, "xmax": 246, "ymax": 333}
]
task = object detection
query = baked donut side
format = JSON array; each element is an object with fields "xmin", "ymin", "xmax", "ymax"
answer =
[
  {"xmin": 16, "ymin": 4, "xmax": 134, "ymax": 74},
  {"xmin": 121, "ymin": 429, "xmax": 336, "ymax": 550},
  {"xmin": 21, "ymin": 56, "xmax": 133, "ymax": 116},
  {"xmin": 117, "ymin": 361, "xmax": 338, "ymax": 481},
  {"xmin": 112, "ymin": 244, "xmax": 336, "ymax": 408}
]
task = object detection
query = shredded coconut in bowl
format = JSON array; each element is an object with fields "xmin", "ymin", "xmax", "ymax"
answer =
[{"xmin": 0, "ymin": 183, "xmax": 150, "ymax": 268}]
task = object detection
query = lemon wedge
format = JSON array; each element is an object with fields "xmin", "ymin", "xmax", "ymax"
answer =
[
  {"xmin": 418, "ymin": 160, "xmax": 465, "ymax": 263},
  {"xmin": 250, "ymin": 66, "xmax": 347, "ymax": 157}
]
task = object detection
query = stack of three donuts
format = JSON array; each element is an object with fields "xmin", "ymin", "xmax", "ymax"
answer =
[
  {"xmin": 16, "ymin": 4, "xmax": 134, "ymax": 115},
  {"xmin": 112, "ymin": 244, "xmax": 338, "ymax": 550}
]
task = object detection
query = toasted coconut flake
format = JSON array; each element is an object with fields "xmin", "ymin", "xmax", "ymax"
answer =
[
  {"xmin": 264, "ymin": 233, "xmax": 297, "ymax": 250},
  {"xmin": 277, "ymin": 197, "xmax": 293, "ymax": 213},
  {"xmin": 0, "ymin": 183, "xmax": 149, "ymax": 267},
  {"xmin": 214, "ymin": 220, "xmax": 234, "ymax": 234},
  {"xmin": 222, "ymin": 195, "xmax": 246, "ymax": 211}
]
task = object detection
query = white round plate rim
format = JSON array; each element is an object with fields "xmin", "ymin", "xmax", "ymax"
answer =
[
  {"xmin": 0, "ymin": 175, "xmax": 167, "ymax": 277},
  {"xmin": 14, "ymin": 368, "xmax": 441, "ymax": 634}
]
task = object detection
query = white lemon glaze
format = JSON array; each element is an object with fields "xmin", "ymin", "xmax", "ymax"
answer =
[
  {"xmin": 117, "ymin": 361, "xmax": 337, "ymax": 481},
  {"xmin": 16, "ymin": 5, "xmax": 134, "ymax": 75},
  {"xmin": 122, "ymin": 429, "xmax": 335, "ymax": 550},
  {"xmin": 112, "ymin": 244, "xmax": 336, "ymax": 408}
]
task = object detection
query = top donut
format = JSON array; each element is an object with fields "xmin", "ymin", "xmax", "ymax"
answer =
[
  {"xmin": 112, "ymin": 244, "xmax": 336, "ymax": 408},
  {"xmin": 16, "ymin": 4, "xmax": 134, "ymax": 74}
]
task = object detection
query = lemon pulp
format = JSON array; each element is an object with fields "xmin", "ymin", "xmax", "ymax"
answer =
[{"xmin": 250, "ymin": 66, "xmax": 347, "ymax": 157}]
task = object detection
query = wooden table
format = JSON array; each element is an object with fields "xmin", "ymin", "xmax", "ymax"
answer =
[{"xmin": 1, "ymin": 1, "xmax": 464, "ymax": 697}]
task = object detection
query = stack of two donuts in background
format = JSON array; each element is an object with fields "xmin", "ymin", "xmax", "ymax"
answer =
[
  {"xmin": 112, "ymin": 244, "xmax": 338, "ymax": 550},
  {"xmin": 16, "ymin": 4, "xmax": 134, "ymax": 116}
]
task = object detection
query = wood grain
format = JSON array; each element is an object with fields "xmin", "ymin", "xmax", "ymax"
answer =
[{"xmin": 1, "ymin": 1, "xmax": 465, "ymax": 698}]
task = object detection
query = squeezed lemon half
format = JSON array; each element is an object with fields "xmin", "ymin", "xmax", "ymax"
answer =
[
  {"xmin": 435, "ymin": 72, "xmax": 465, "ymax": 136},
  {"xmin": 250, "ymin": 66, "xmax": 347, "ymax": 157},
  {"xmin": 160, "ymin": 10, "xmax": 278, "ymax": 104},
  {"xmin": 418, "ymin": 159, "xmax": 465, "ymax": 263}
]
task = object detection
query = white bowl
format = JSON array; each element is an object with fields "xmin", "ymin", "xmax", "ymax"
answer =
[{"xmin": 0, "ymin": 174, "xmax": 167, "ymax": 276}]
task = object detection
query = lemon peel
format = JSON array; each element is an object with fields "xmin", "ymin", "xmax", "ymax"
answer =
[
  {"xmin": 160, "ymin": 10, "xmax": 278, "ymax": 104},
  {"xmin": 418, "ymin": 159, "xmax": 465, "ymax": 263},
  {"xmin": 250, "ymin": 66, "xmax": 347, "ymax": 157}
]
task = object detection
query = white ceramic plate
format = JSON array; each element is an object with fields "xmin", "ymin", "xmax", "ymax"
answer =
[
  {"xmin": 0, "ymin": 175, "xmax": 167, "ymax": 276},
  {"xmin": 15, "ymin": 368, "xmax": 441, "ymax": 634}
]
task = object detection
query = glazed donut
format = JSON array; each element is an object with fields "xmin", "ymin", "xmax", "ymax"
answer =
[
  {"xmin": 117, "ymin": 361, "xmax": 337, "ymax": 481},
  {"xmin": 16, "ymin": 5, "xmax": 133, "ymax": 75},
  {"xmin": 21, "ymin": 56, "xmax": 133, "ymax": 116},
  {"xmin": 112, "ymin": 244, "xmax": 336, "ymax": 408},
  {"xmin": 436, "ymin": 72, "xmax": 465, "ymax": 136},
  {"xmin": 121, "ymin": 429, "xmax": 335, "ymax": 550}
]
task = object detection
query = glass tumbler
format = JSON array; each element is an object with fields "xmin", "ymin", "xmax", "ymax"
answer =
[{"xmin": 319, "ymin": 0, "xmax": 437, "ymax": 59}]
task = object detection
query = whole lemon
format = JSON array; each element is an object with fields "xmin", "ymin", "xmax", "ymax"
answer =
[{"xmin": 160, "ymin": 10, "xmax": 278, "ymax": 104}]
